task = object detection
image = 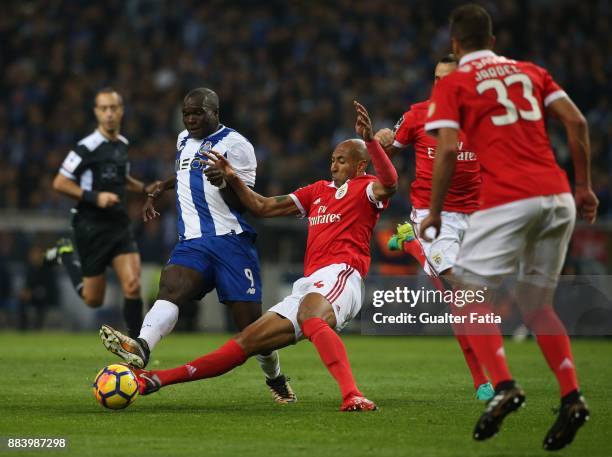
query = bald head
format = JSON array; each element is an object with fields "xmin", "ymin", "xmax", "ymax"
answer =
[
  {"xmin": 184, "ymin": 87, "xmax": 219, "ymax": 110},
  {"xmin": 336, "ymin": 138, "xmax": 370, "ymax": 162},
  {"xmin": 330, "ymin": 139, "xmax": 370, "ymax": 186}
]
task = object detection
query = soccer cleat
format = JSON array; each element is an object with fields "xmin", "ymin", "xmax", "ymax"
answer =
[
  {"xmin": 99, "ymin": 324, "xmax": 150, "ymax": 368},
  {"xmin": 131, "ymin": 368, "xmax": 162, "ymax": 396},
  {"xmin": 543, "ymin": 391, "xmax": 590, "ymax": 451},
  {"xmin": 44, "ymin": 238, "xmax": 74, "ymax": 266},
  {"xmin": 473, "ymin": 382, "xmax": 525, "ymax": 441},
  {"xmin": 265, "ymin": 374, "xmax": 297, "ymax": 404},
  {"xmin": 476, "ymin": 382, "xmax": 495, "ymax": 401},
  {"xmin": 340, "ymin": 395, "xmax": 378, "ymax": 412},
  {"xmin": 387, "ymin": 221, "xmax": 416, "ymax": 251}
]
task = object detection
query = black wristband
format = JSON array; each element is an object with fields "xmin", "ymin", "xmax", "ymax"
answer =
[{"xmin": 82, "ymin": 190, "xmax": 99, "ymax": 205}]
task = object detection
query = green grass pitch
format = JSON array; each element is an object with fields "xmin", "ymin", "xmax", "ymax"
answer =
[{"xmin": 1, "ymin": 333, "xmax": 610, "ymax": 457}]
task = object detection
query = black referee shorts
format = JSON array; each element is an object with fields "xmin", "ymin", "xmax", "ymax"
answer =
[{"xmin": 72, "ymin": 216, "xmax": 139, "ymax": 277}]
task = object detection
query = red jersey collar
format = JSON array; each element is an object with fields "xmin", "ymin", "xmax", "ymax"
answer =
[{"xmin": 459, "ymin": 49, "xmax": 497, "ymax": 66}]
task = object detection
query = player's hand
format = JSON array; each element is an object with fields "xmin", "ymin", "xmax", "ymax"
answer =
[
  {"xmin": 354, "ymin": 100, "xmax": 373, "ymax": 142},
  {"xmin": 144, "ymin": 180, "xmax": 164, "ymax": 198},
  {"xmin": 419, "ymin": 212, "xmax": 442, "ymax": 242},
  {"xmin": 97, "ymin": 192, "xmax": 120, "ymax": 208},
  {"xmin": 203, "ymin": 151, "xmax": 236, "ymax": 184},
  {"xmin": 204, "ymin": 167, "xmax": 226, "ymax": 187},
  {"xmin": 374, "ymin": 128, "xmax": 394, "ymax": 148},
  {"xmin": 575, "ymin": 185, "xmax": 599, "ymax": 224},
  {"xmin": 142, "ymin": 197, "xmax": 160, "ymax": 222}
]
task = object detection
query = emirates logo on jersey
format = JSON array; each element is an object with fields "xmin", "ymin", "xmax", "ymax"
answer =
[{"xmin": 309, "ymin": 205, "xmax": 342, "ymax": 226}]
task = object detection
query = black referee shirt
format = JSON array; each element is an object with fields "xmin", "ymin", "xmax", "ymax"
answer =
[{"xmin": 59, "ymin": 129, "xmax": 131, "ymax": 222}]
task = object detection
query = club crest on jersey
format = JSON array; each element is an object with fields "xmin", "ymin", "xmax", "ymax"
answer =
[
  {"xmin": 198, "ymin": 141, "xmax": 213, "ymax": 155},
  {"xmin": 431, "ymin": 253, "xmax": 443, "ymax": 266},
  {"xmin": 335, "ymin": 182, "xmax": 348, "ymax": 199}
]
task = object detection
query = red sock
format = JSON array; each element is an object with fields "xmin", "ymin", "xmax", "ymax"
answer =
[
  {"xmin": 152, "ymin": 339, "xmax": 247, "ymax": 386},
  {"xmin": 454, "ymin": 332, "xmax": 489, "ymax": 389},
  {"xmin": 523, "ymin": 306, "xmax": 579, "ymax": 397},
  {"xmin": 403, "ymin": 238, "xmax": 428, "ymax": 268},
  {"xmin": 461, "ymin": 302, "xmax": 513, "ymax": 388},
  {"xmin": 302, "ymin": 317, "xmax": 362, "ymax": 400}
]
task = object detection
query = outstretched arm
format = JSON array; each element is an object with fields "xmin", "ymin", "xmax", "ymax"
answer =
[{"xmin": 204, "ymin": 152, "xmax": 300, "ymax": 218}]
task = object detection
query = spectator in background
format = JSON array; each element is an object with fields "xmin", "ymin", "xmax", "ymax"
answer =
[
  {"xmin": 18, "ymin": 245, "xmax": 58, "ymax": 330},
  {"xmin": 0, "ymin": 0, "xmax": 610, "ymax": 267}
]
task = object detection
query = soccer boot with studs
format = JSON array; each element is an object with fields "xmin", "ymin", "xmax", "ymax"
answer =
[{"xmin": 99, "ymin": 324, "xmax": 150, "ymax": 368}]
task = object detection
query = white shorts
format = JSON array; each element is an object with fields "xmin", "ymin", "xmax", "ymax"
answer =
[
  {"xmin": 268, "ymin": 263, "xmax": 364, "ymax": 340},
  {"xmin": 454, "ymin": 193, "xmax": 575, "ymax": 288},
  {"xmin": 412, "ymin": 208, "xmax": 470, "ymax": 275}
]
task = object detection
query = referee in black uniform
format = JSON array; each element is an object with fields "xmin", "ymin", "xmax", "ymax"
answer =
[{"xmin": 47, "ymin": 88, "xmax": 159, "ymax": 337}]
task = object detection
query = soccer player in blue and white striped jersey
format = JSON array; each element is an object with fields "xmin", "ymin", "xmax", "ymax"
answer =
[{"xmin": 100, "ymin": 88, "xmax": 295, "ymax": 404}]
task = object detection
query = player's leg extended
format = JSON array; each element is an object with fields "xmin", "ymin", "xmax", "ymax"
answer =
[
  {"xmin": 100, "ymin": 264, "xmax": 205, "ymax": 367},
  {"xmin": 135, "ymin": 312, "xmax": 296, "ymax": 394},
  {"xmin": 112, "ymin": 252, "xmax": 143, "ymax": 338},
  {"xmin": 297, "ymin": 292, "xmax": 376, "ymax": 411}
]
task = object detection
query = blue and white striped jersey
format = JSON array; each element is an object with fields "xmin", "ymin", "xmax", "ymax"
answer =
[{"xmin": 174, "ymin": 125, "xmax": 256, "ymax": 240}]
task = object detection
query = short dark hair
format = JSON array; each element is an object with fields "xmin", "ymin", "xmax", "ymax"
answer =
[
  {"xmin": 438, "ymin": 53, "xmax": 458, "ymax": 65},
  {"xmin": 94, "ymin": 87, "xmax": 123, "ymax": 106},
  {"xmin": 184, "ymin": 87, "xmax": 219, "ymax": 110},
  {"xmin": 449, "ymin": 4, "xmax": 493, "ymax": 51}
]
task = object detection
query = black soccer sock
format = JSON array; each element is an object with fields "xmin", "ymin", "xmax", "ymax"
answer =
[
  {"xmin": 123, "ymin": 297, "xmax": 143, "ymax": 338},
  {"xmin": 60, "ymin": 251, "xmax": 83, "ymax": 297}
]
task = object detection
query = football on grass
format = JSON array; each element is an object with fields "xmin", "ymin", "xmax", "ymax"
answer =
[{"xmin": 93, "ymin": 364, "xmax": 139, "ymax": 410}]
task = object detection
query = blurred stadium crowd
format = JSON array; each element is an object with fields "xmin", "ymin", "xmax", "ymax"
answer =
[{"xmin": 1, "ymin": 0, "xmax": 611, "ymax": 325}]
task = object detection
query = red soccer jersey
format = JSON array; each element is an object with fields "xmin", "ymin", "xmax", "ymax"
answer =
[
  {"xmin": 290, "ymin": 174, "xmax": 388, "ymax": 278},
  {"xmin": 425, "ymin": 50, "xmax": 570, "ymax": 210},
  {"xmin": 394, "ymin": 100, "xmax": 480, "ymax": 213}
]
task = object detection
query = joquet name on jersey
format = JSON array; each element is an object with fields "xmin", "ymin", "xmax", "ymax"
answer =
[{"xmin": 174, "ymin": 125, "xmax": 257, "ymax": 240}]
